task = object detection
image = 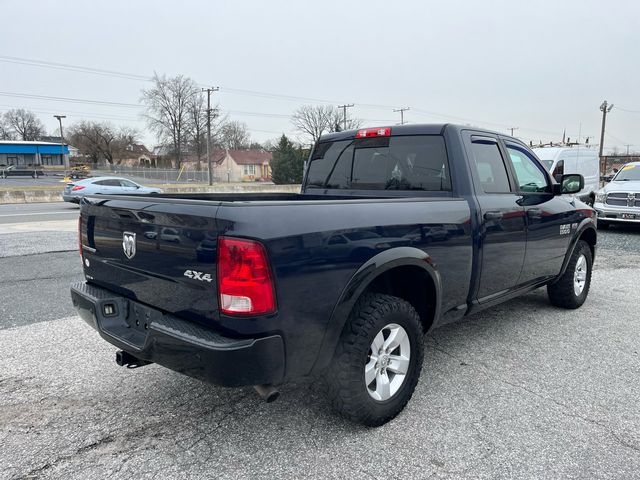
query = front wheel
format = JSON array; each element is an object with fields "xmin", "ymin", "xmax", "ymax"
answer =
[
  {"xmin": 325, "ymin": 293, "xmax": 424, "ymax": 427},
  {"xmin": 547, "ymin": 240, "xmax": 593, "ymax": 309}
]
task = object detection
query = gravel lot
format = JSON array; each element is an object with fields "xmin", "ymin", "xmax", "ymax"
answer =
[{"xmin": 0, "ymin": 223, "xmax": 639, "ymax": 479}]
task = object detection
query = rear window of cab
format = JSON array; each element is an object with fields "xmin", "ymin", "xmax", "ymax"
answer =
[{"xmin": 306, "ymin": 135, "xmax": 451, "ymax": 191}]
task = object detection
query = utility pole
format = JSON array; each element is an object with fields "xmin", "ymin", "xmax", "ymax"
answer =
[
  {"xmin": 508, "ymin": 127, "xmax": 519, "ymax": 136},
  {"xmin": 337, "ymin": 104, "xmax": 354, "ymax": 130},
  {"xmin": 598, "ymin": 100, "xmax": 613, "ymax": 158},
  {"xmin": 202, "ymin": 87, "xmax": 219, "ymax": 185},
  {"xmin": 598, "ymin": 100, "xmax": 613, "ymax": 180},
  {"xmin": 53, "ymin": 115, "xmax": 67, "ymax": 173},
  {"xmin": 625, "ymin": 144, "xmax": 631, "ymax": 156},
  {"xmin": 393, "ymin": 107, "xmax": 410, "ymax": 125}
]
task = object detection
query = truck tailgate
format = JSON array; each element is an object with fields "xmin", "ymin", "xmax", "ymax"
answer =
[{"xmin": 80, "ymin": 197, "xmax": 222, "ymax": 325}]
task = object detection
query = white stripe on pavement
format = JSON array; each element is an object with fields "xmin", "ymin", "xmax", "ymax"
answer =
[{"xmin": 0, "ymin": 211, "xmax": 75, "ymax": 217}]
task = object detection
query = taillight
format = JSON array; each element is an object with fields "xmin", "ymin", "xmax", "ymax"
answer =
[
  {"xmin": 72, "ymin": 185, "xmax": 85, "ymax": 191},
  {"xmin": 356, "ymin": 127, "xmax": 391, "ymax": 138},
  {"xmin": 78, "ymin": 216, "xmax": 83, "ymax": 260},
  {"xmin": 217, "ymin": 236, "xmax": 275, "ymax": 315}
]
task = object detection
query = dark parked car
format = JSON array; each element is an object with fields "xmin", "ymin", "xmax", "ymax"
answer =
[{"xmin": 71, "ymin": 124, "xmax": 596, "ymax": 426}]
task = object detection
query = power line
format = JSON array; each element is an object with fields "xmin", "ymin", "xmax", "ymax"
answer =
[
  {"xmin": 0, "ymin": 91, "xmax": 141, "ymax": 108},
  {"xmin": 0, "ymin": 55, "xmax": 151, "ymax": 81},
  {"xmin": 615, "ymin": 106, "xmax": 640, "ymax": 114},
  {"xmin": 1, "ymin": 55, "xmax": 623, "ymax": 141}
]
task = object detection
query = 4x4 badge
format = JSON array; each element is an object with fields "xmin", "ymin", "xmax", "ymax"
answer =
[{"xmin": 122, "ymin": 232, "xmax": 137, "ymax": 259}]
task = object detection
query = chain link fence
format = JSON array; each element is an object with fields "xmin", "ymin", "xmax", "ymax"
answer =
[{"xmin": 91, "ymin": 166, "xmax": 221, "ymax": 184}]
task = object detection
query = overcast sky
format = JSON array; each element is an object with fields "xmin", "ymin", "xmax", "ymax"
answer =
[{"xmin": 1, "ymin": 0, "xmax": 639, "ymax": 152}]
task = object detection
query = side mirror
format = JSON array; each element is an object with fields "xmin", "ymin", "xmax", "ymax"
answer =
[{"xmin": 557, "ymin": 173, "xmax": 584, "ymax": 195}]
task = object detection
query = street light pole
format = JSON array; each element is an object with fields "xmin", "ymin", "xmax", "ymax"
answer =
[{"xmin": 54, "ymin": 115, "xmax": 67, "ymax": 173}]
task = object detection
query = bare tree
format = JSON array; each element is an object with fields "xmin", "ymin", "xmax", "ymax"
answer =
[
  {"xmin": 291, "ymin": 105, "xmax": 333, "ymax": 144},
  {"xmin": 141, "ymin": 74, "xmax": 199, "ymax": 167},
  {"xmin": 0, "ymin": 115, "xmax": 14, "ymax": 140},
  {"xmin": 291, "ymin": 104, "xmax": 361, "ymax": 144},
  {"xmin": 187, "ymin": 92, "xmax": 207, "ymax": 170},
  {"xmin": 219, "ymin": 120, "xmax": 251, "ymax": 150},
  {"xmin": 69, "ymin": 121, "xmax": 139, "ymax": 164},
  {"xmin": 3, "ymin": 109, "xmax": 45, "ymax": 141}
]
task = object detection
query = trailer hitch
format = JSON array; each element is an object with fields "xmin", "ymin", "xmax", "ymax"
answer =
[{"xmin": 115, "ymin": 350, "xmax": 152, "ymax": 369}]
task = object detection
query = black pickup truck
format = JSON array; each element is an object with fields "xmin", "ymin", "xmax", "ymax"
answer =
[{"xmin": 71, "ymin": 124, "xmax": 596, "ymax": 426}]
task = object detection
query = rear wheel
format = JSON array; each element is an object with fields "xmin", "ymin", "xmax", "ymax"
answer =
[
  {"xmin": 325, "ymin": 293, "xmax": 424, "ymax": 426},
  {"xmin": 547, "ymin": 240, "xmax": 593, "ymax": 309}
]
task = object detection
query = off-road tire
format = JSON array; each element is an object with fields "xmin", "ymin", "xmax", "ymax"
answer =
[
  {"xmin": 325, "ymin": 293, "xmax": 424, "ymax": 427},
  {"xmin": 547, "ymin": 240, "xmax": 593, "ymax": 309}
]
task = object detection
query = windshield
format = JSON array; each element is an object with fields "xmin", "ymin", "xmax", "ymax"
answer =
[
  {"xmin": 306, "ymin": 135, "xmax": 451, "ymax": 191},
  {"xmin": 612, "ymin": 164, "xmax": 640, "ymax": 181}
]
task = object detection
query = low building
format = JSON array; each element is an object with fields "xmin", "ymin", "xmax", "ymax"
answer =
[
  {"xmin": 118, "ymin": 144, "xmax": 155, "ymax": 167},
  {"xmin": 213, "ymin": 149, "xmax": 272, "ymax": 182},
  {"xmin": 0, "ymin": 140, "xmax": 69, "ymax": 167}
]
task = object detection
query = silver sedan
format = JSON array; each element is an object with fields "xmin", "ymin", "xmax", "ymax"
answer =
[{"xmin": 62, "ymin": 176, "xmax": 163, "ymax": 203}]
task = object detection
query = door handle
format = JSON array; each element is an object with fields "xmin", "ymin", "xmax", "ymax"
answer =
[
  {"xmin": 527, "ymin": 208, "xmax": 543, "ymax": 219},
  {"xmin": 483, "ymin": 211, "xmax": 503, "ymax": 221}
]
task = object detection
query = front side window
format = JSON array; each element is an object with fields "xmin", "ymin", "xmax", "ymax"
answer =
[
  {"xmin": 306, "ymin": 135, "xmax": 450, "ymax": 191},
  {"xmin": 506, "ymin": 146, "xmax": 550, "ymax": 193}
]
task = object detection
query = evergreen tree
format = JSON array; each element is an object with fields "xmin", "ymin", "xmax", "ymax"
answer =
[{"xmin": 271, "ymin": 134, "xmax": 305, "ymax": 184}]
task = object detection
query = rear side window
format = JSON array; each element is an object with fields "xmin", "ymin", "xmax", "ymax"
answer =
[
  {"xmin": 469, "ymin": 138, "xmax": 511, "ymax": 193},
  {"xmin": 306, "ymin": 135, "xmax": 451, "ymax": 191}
]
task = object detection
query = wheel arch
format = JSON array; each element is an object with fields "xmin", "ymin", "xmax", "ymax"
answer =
[
  {"xmin": 311, "ymin": 247, "xmax": 442, "ymax": 374},
  {"xmin": 556, "ymin": 220, "xmax": 597, "ymax": 280}
]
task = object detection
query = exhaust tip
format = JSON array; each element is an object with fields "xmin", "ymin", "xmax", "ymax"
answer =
[{"xmin": 254, "ymin": 384, "xmax": 280, "ymax": 403}]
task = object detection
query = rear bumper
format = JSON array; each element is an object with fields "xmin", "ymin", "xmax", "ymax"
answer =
[
  {"xmin": 70, "ymin": 282, "xmax": 285, "ymax": 387},
  {"xmin": 62, "ymin": 193, "xmax": 81, "ymax": 203}
]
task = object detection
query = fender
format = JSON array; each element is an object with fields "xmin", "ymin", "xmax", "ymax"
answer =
[
  {"xmin": 310, "ymin": 246, "xmax": 443, "ymax": 375},
  {"xmin": 554, "ymin": 218, "xmax": 597, "ymax": 281}
]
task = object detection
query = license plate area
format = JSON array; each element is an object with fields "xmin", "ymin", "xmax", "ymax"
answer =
[
  {"xmin": 621, "ymin": 213, "xmax": 637, "ymax": 220},
  {"xmin": 98, "ymin": 298, "xmax": 163, "ymax": 349}
]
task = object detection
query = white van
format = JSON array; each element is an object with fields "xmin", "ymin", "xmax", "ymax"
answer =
[{"xmin": 532, "ymin": 146, "xmax": 599, "ymax": 204}]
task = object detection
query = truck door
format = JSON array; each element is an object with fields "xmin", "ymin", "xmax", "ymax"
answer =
[
  {"xmin": 465, "ymin": 134, "xmax": 527, "ymax": 301},
  {"xmin": 502, "ymin": 142, "xmax": 573, "ymax": 283}
]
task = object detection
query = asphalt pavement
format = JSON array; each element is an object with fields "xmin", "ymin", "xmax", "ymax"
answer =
[
  {"xmin": 0, "ymin": 214, "xmax": 639, "ymax": 479},
  {"xmin": 0, "ymin": 202, "xmax": 80, "ymax": 225}
]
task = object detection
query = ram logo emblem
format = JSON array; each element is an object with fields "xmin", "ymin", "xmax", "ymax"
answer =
[{"xmin": 122, "ymin": 232, "xmax": 137, "ymax": 259}]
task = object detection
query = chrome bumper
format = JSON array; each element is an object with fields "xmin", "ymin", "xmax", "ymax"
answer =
[{"xmin": 594, "ymin": 202, "xmax": 640, "ymax": 223}]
